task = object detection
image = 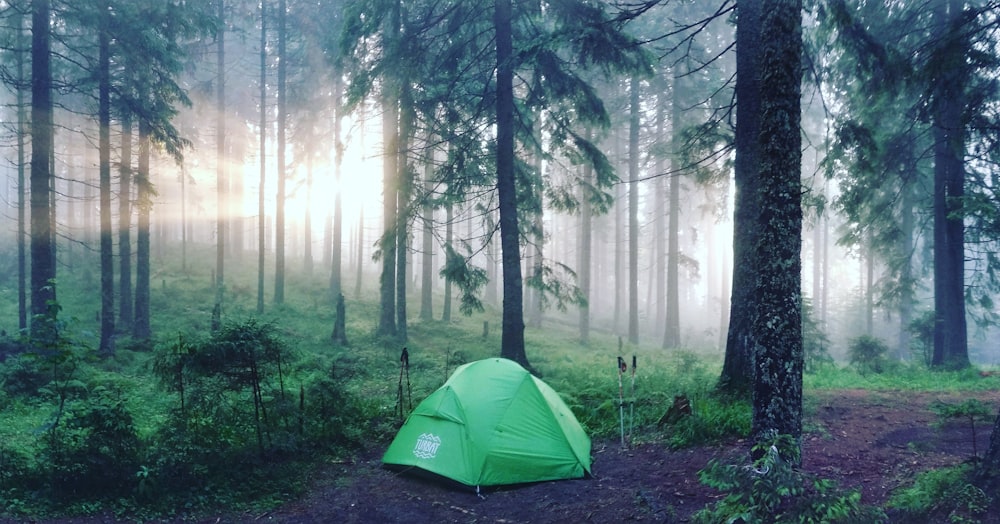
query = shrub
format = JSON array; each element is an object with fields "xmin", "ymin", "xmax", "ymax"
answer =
[
  {"xmin": 888, "ymin": 464, "xmax": 990, "ymax": 523},
  {"xmin": 664, "ymin": 396, "xmax": 751, "ymax": 449},
  {"xmin": 41, "ymin": 385, "xmax": 141, "ymax": 502},
  {"xmin": 693, "ymin": 435, "xmax": 887, "ymax": 523},
  {"xmin": 847, "ymin": 335, "xmax": 889, "ymax": 375}
]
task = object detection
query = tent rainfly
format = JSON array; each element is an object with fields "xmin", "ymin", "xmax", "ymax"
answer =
[{"xmin": 382, "ymin": 357, "xmax": 592, "ymax": 490}]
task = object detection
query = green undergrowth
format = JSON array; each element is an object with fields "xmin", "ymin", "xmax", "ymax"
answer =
[
  {"xmin": 2, "ymin": 248, "xmax": 998, "ymax": 520},
  {"xmin": 887, "ymin": 464, "xmax": 991, "ymax": 523}
]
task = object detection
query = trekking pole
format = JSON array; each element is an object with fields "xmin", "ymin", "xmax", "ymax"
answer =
[
  {"xmin": 395, "ymin": 352, "xmax": 405, "ymax": 421},
  {"xmin": 617, "ymin": 355, "xmax": 626, "ymax": 448},
  {"xmin": 629, "ymin": 353, "xmax": 636, "ymax": 440},
  {"xmin": 401, "ymin": 347, "xmax": 412, "ymax": 412}
]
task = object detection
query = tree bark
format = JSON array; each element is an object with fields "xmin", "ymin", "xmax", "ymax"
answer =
[
  {"xmin": 396, "ymin": 86, "xmax": 414, "ymax": 342},
  {"xmin": 977, "ymin": 406, "xmax": 1000, "ymax": 490},
  {"xmin": 420, "ymin": 162, "xmax": 434, "ymax": 321},
  {"xmin": 274, "ymin": 0, "xmax": 287, "ymax": 305},
  {"xmin": 930, "ymin": 0, "xmax": 968, "ymax": 370},
  {"xmin": 330, "ymin": 74, "xmax": 345, "ymax": 300},
  {"xmin": 579, "ymin": 159, "xmax": 593, "ymax": 344},
  {"xmin": 119, "ymin": 114, "xmax": 133, "ymax": 331},
  {"xmin": 627, "ymin": 74, "xmax": 640, "ymax": 345},
  {"xmin": 215, "ymin": 0, "xmax": 226, "ymax": 318},
  {"xmin": 257, "ymin": 0, "xmax": 267, "ymax": 314},
  {"xmin": 133, "ymin": 120, "xmax": 152, "ymax": 341},
  {"xmin": 30, "ymin": 0, "xmax": 56, "ymax": 342},
  {"xmin": 99, "ymin": 7, "xmax": 115, "ymax": 356},
  {"xmin": 718, "ymin": 0, "xmax": 761, "ymax": 396},
  {"xmin": 377, "ymin": 1, "xmax": 400, "ymax": 337},
  {"xmin": 751, "ymin": 0, "xmax": 803, "ymax": 455},
  {"xmin": 495, "ymin": 0, "xmax": 528, "ymax": 368},
  {"xmin": 664, "ymin": 69, "xmax": 681, "ymax": 348},
  {"xmin": 16, "ymin": 11, "xmax": 27, "ymax": 332},
  {"xmin": 442, "ymin": 201, "xmax": 453, "ymax": 322}
]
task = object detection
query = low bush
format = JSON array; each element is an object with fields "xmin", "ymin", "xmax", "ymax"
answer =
[
  {"xmin": 887, "ymin": 464, "xmax": 991, "ymax": 523},
  {"xmin": 693, "ymin": 435, "xmax": 887, "ymax": 523}
]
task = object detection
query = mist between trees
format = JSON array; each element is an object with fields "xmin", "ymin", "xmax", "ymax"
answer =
[{"xmin": 1, "ymin": 1, "xmax": 999, "ymax": 401}]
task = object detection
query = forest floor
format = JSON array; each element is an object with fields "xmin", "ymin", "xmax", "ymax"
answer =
[
  {"xmin": 19, "ymin": 388, "xmax": 1000, "ymax": 523},
  {"xmin": 238, "ymin": 389, "xmax": 1000, "ymax": 523}
]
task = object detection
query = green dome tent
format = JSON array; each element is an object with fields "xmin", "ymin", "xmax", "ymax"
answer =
[{"xmin": 382, "ymin": 358, "xmax": 592, "ymax": 489}]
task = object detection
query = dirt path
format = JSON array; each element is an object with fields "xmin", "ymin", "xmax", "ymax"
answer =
[
  {"xmin": 232, "ymin": 389, "xmax": 998, "ymax": 523},
  {"xmin": 11, "ymin": 389, "xmax": 998, "ymax": 523}
]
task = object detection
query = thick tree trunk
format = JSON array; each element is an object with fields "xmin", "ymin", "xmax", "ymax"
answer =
[
  {"xmin": 304, "ymin": 156, "xmax": 314, "ymax": 277},
  {"xmin": 395, "ymin": 87, "xmax": 414, "ymax": 342},
  {"xmin": 16, "ymin": 12, "xmax": 27, "ymax": 332},
  {"xmin": 30, "ymin": 0, "xmax": 56, "ymax": 342},
  {"xmin": 751, "ymin": 0, "xmax": 803, "ymax": 455},
  {"xmin": 897, "ymin": 182, "xmax": 915, "ymax": 360},
  {"xmin": 274, "ymin": 0, "xmax": 287, "ymax": 305},
  {"xmin": 377, "ymin": 1, "xmax": 400, "ymax": 337},
  {"xmin": 215, "ymin": 0, "xmax": 226, "ymax": 317},
  {"xmin": 495, "ymin": 0, "xmax": 528, "ymax": 368},
  {"xmin": 627, "ymin": 74, "xmax": 640, "ymax": 345},
  {"xmin": 257, "ymin": 0, "xmax": 267, "ymax": 314},
  {"xmin": 579, "ymin": 160, "xmax": 593, "ymax": 344},
  {"xmin": 976, "ymin": 407, "xmax": 1000, "ymax": 490},
  {"xmin": 98, "ymin": 11, "xmax": 115, "ymax": 356},
  {"xmin": 133, "ymin": 121, "xmax": 152, "ymax": 341},
  {"xmin": 930, "ymin": 0, "xmax": 968, "ymax": 370},
  {"xmin": 664, "ymin": 70, "xmax": 681, "ymax": 348},
  {"xmin": 119, "ymin": 115, "xmax": 133, "ymax": 331},
  {"xmin": 718, "ymin": 0, "xmax": 761, "ymax": 396},
  {"xmin": 330, "ymin": 75, "xmax": 345, "ymax": 300},
  {"xmin": 420, "ymin": 163, "xmax": 434, "ymax": 321}
]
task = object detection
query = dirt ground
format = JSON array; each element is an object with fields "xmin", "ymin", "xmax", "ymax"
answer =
[
  {"xmin": 227, "ymin": 389, "xmax": 999, "ymax": 523},
  {"xmin": 10, "ymin": 389, "xmax": 999, "ymax": 523}
]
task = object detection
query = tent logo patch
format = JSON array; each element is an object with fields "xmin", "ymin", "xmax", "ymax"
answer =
[{"xmin": 413, "ymin": 433, "xmax": 441, "ymax": 459}]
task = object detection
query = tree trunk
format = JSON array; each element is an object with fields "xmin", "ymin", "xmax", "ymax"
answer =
[
  {"xmin": 664, "ymin": 70, "xmax": 681, "ymax": 348},
  {"xmin": 215, "ymin": 0, "xmax": 226, "ymax": 318},
  {"xmin": 355, "ymin": 205, "xmax": 364, "ymax": 298},
  {"xmin": 865, "ymin": 233, "xmax": 874, "ymax": 335},
  {"xmin": 976, "ymin": 406, "xmax": 1000, "ymax": 490},
  {"xmin": 420, "ymin": 162, "xmax": 434, "ymax": 321},
  {"xmin": 718, "ymin": 0, "xmax": 761, "ymax": 396},
  {"xmin": 377, "ymin": 1, "xmax": 400, "ymax": 337},
  {"xmin": 274, "ymin": 0, "xmax": 287, "ymax": 305},
  {"xmin": 627, "ymin": 74, "xmax": 640, "ymax": 345},
  {"xmin": 614, "ymin": 136, "xmax": 625, "ymax": 333},
  {"xmin": 495, "ymin": 0, "xmax": 528, "ymax": 368},
  {"xmin": 751, "ymin": 0, "xmax": 803, "ymax": 455},
  {"xmin": 930, "ymin": 0, "xmax": 968, "ymax": 370},
  {"xmin": 304, "ymin": 154, "xmax": 314, "ymax": 277},
  {"xmin": 898, "ymin": 180, "xmax": 915, "ymax": 360},
  {"xmin": 30, "ymin": 0, "xmax": 56, "ymax": 342},
  {"xmin": 442, "ymin": 201, "xmax": 453, "ymax": 322},
  {"xmin": 395, "ymin": 86, "xmax": 414, "ymax": 342},
  {"xmin": 133, "ymin": 121, "xmax": 152, "ymax": 341},
  {"xmin": 653, "ymin": 88, "xmax": 666, "ymax": 342},
  {"xmin": 119, "ymin": 115, "xmax": 134, "ymax": 331},
  {"xmin": 330, "ymin": 74, "xmax": 345, "ymax": 300},
  {"xmin": 16, "ymin": 10, "xmax": 27, "ymax": 332},
  {"xmin": 257, "ymin": 0, "xmax": 267, "ymax": 314},
  {"xmin": 98, "ymin": 9, "xmax": 115, "ymax": 356},
  {"xmin": 579, "ymin": 160, "xmax": 593, "ymax": 344}
]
